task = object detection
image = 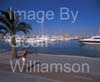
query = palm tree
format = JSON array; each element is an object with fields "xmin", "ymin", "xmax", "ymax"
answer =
[{"xmin": 0, "ymin": 8, "xmax": 32, "ymax": 59}]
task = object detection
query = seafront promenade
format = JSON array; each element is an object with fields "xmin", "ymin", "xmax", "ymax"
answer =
[{"xmin": 0, "ymin": 51, "xmax": 100, "ymax": 82}]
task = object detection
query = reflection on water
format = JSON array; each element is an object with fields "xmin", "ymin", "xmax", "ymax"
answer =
[
  {"xmin": 0, "ymin": 40, "xmax": 100, "ymax": 58},
  {"xmin": 78, "ymin": 42, "xmax": 100, "ymax": 58},
  {"xmin": 80, "ymin": 44, "xmax": 100, "ymax": 50}
]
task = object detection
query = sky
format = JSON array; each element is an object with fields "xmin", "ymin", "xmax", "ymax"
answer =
[{"xmin": 0, "ymin": 0, "xmax": 100, "ymax": 35}]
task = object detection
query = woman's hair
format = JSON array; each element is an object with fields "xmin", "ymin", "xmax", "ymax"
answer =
[{"xmin": 22, "ymin": 48, "xmax": 26, "ymax": 51}]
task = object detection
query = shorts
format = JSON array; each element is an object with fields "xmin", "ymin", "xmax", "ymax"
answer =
[{"xmin": 22, "ymin": 57, "xmax": 26, "ymax": 62}]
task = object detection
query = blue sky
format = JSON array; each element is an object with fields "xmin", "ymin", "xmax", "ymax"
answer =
[{"xmin": 0, "ymin": 0, "xmax": 100, "ymax": 35}]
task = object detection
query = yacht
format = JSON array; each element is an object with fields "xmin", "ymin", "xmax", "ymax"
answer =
[{"xmin": 79, "ymin": 35, "xmax": 100, "ymax": 44}]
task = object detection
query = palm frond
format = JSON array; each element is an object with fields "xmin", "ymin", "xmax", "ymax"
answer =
[
  {"xmin": 0, "ymin": 16, "xmax": 12, "ymax": 29},
  {"xmin": 0, "ymin": 9, "xmax": 10, "ymax": 21},
  {"xmin": 0, "ymin": 30, "xmax": 4, "ymax": 34},
  {"xmin": 17, "ymin": 22, "xmax": 32, "ymax": 30},
  {"xmin": 14, "ymin": 16, "xmax": 19, "ymax": 26},
  {"xmin": 15, "ymin": 22, "xmax": 32, "ymax": 35},
  {"xmin": 17, "ymin": 29, "xmax": 30, "ymax": 35},
  {"xmin": 0, "ymin": 30, "xmax": 7, "ymax": 36},
  {"xmin": 0, "ymin": 25, "xmax": 9, "ymax": 32},
  {"xmin": 0, "ymin": 9, "xmax": 19, "ymax": 32},
  {"xmin": 0, "ymin": 8, "xmax": 32, "ymax": 36}
]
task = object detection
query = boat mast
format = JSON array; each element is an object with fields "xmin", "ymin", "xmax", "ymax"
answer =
[
  {"xmin": 41, "ymin": 22, "xmax": 44, "ymax": 37},
  {"xmin": 97, "ymin": 25, "xmax": 100, "ymax": 35}
]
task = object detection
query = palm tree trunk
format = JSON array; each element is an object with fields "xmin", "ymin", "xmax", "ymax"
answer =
[{"xmin": 11, "ymin": 35, "xmax": 17, "ymax": 59}]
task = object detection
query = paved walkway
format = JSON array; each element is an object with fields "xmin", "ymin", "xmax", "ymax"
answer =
[{"xmin": 0, "ymin": 52, "xmax": 100, "ymax": 82}]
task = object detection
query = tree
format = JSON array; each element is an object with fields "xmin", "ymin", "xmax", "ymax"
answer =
[{"xmin": 0, "ymin": 8, "xmax": 32, "ymax": 59}]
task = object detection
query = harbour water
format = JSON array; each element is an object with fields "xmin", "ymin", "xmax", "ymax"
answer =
[{"xmin": 0, "ymin": 40, "xmax": 100, "ymax": 58}]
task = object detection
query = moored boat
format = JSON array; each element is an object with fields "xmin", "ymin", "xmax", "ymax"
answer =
[{"xmin": 79, "ymin": 35, "xmax": 100, "ymax": 44}]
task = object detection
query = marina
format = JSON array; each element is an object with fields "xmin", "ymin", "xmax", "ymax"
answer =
[
  {"xmin": 0, "ymin": 0, "xmax": 100, "ymax": 82},
  {"xmin": 1, "ymin": 36, "xmax": 100, "ymax": 58}
]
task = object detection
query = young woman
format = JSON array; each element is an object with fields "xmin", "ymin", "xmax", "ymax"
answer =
[{"xmin": 21, "ymin": 48, "xmax": 28, "ymax": 65}]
